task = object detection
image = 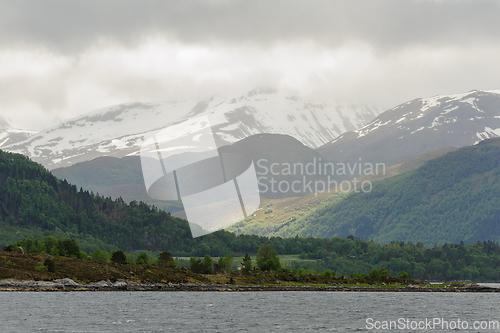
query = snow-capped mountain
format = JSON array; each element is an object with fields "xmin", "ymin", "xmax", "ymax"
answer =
[
  {"xmin": 318, "ymin": 90, "xmax": 500, "ymax": 166},
  {"xmin": 0, "ymin": 117, "xmax": 37, "ymax": 148},
  {"xmin": 4, "ymin": 88, "xmax": 380, "ymax": 169}
]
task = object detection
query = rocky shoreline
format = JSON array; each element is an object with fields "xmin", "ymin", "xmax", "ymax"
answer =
[{"xmin": 1, "ymin": 279, "xmax": 499, "ymax": 292}]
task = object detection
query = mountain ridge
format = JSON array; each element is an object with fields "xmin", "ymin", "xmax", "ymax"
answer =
[
  {"xmin": 51, "ymin": 133, "xmax": 332, "ymax": 211},
  {"xmin": 318, "ymin": 89, "xmax": 500, "ymax": 168},
  {"xmin": 4, "ymin": 88, "xmax": 380, "ymax": 170}
]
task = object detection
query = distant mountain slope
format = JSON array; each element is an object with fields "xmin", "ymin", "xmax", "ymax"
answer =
[
  {"xmin": 52, "ymin": 134, "xmax": 329, "ymax": 209},
  {"xmin": 5, "ymin": 88, "xmax": 379, "ymax": 169},
  {"xmin": 267, "ymin": 138, "xmax": 500, "ymax": 244},
  {"xmin": 227, "ymin": 146, "xmax": 458, "ymax": 237},
  {"xmin": 318, "ymin": 90, "xmax": 500, "ymax": 167},
  {"xmin": 51, "ymin": 156, "xmax": 143, "ymax": 189}
]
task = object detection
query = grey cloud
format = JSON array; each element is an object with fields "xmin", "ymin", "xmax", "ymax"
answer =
[{"xmin": 1, "ymin": 0, "xmax": 500, "ymax": 54}]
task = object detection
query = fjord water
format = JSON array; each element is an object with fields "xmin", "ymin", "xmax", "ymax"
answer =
[{"xmin": 0, "ymin": 292, "xmax": 499, "ymax": 332}]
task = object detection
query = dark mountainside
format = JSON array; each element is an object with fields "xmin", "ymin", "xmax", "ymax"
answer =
[
  {"xmin": 52, "ymin": 133, "xmax": 328, "ymax": 202},
  {"xmin": 51, "ymin": 155, "xmax": 185, "ymax": 214},
  {"xmin": 272, "ymin": 138, "xmax": 500, "ymax": 245}
]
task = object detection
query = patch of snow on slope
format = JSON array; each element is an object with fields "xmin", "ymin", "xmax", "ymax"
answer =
[
  {"xmin": 12, "ymin": 101, "xmax": 201, "ymax": 158},
  {"xmin": 476, "ymin": 127, "xmax": 500, "ymax": 140},
  {"xmin": 442, "ymin": 106, "xmax": 459, "ymax": 114},
  {"xmin": 356, "ymin": 120, "xmax": 391, "ymax": 138},
  {"xmin": 420, "ymin": 91, "xmax": 475, "ymax": 113},
  {"xmin": 410, "ymin": 127, "xmax": 425, "ymax": 134},
  {"xmin": 420, "ymin": 96, "xmax": 442, "ymax": 112},
  {"xmin": 462, "ymin": 98, "xmax": 484, "ymax": 113}
]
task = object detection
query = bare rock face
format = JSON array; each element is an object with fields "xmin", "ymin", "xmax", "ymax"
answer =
[
  {"xmin": 91, "ymin": 280, "xmax": 112, "ymax": 287},
  {"xmin": 112, "ymin": 281, "xmax": 127, "ymax": 289},
  {"xmin": 53, "ymin": 278, "xmax": 80, "ymax": 286}
]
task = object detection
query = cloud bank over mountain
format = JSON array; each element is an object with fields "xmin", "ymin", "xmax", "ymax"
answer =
[{"xmin": 1, "ymin": 0, "xmax": 500, "ymax": 129}]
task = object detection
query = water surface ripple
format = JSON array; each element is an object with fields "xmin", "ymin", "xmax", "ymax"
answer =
[{"xmin": 0, "ymin": 291, "xmax": 499, "ymax": 332}]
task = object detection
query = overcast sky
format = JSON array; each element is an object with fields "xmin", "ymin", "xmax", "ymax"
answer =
[{"xmin": 1, "ymin": 0, "xmax": 500, "ymax": 130}]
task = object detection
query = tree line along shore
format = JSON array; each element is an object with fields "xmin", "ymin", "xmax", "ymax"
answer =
[
  {"xmin": 3, "ymin": 235, "xmax": 500, "ymax": 282},
  {"xmin": 1, "ymin": 237, "xmax": 500, "ymax": 292}
]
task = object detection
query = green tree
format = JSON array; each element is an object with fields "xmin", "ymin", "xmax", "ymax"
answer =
[
  {"xmin": 322, "ymin": 269, "xmax": 335, "ymax": 278},
  {"xmin": 256, "ymin": 244, "xmax": 281, "ymax": 271},
  {"xmin": 111, "ymin": 249, "xmax": 127, "ymax": 264},
  {"xmin": 217, "ymin": 254, "xmax": 233, "ymax": 273},
  {"xmin": 91, "ymin": 249, "xmax": 110, "ymax": 262},
  {"xmin": 136, "ymin": 252, "xmax": 151, "ymax": 265},
  {"xmin": 202, "ymin": 255, "xmax": 214, "ymax": 274},
  {"xmin": 189, "ymin": 257, "xmax": 203, "ymax": 274},
  {"xmin": 379, "ymin": 268, "xmax": 390, "ymax": 279},
  {"xmin": 17, "ymin": 238, "xmax": 33, "ymax": 253},
  {"xmin": 369, "ymin": 269, "xmax": 382, "ymax": 281},
  {"xmin": 43, "ymin": 258, "xmax": 55, "ymax": 272},
  {"xmin": 56, "ymin": 238, "xmax": 81, "ymax": 258},
  {"xmin": 242, "ymin": 253, "xmax": 252, "ymax": 274},
  {"xmin": 32, "ymin": 239, "xmax": 43, "ymax": 254},
  {"xmin": 158, "ymin": 251, "xmax": 176, "ymax": 268},
  {"xmin": 399, "ymin": 271, "xmax": 412, "ymax": 281},
  {"xmin": 127, "ymin": 253, "xmax": 135, "ymax": 264},
  {"xmin": 43, "ymin": 236, "xmax": 57, "ymax": 254},
  {"xmin": 50, "ymin": 245, "xmax": 59, "ymax": 256}
]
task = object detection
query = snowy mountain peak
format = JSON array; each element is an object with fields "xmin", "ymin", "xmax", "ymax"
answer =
[
  {"xmin": 350, "ymin": 90, "xmax": 500, "ymax": 141},
  {"xmin": 319, "ymin": 89, "xmax": 500, "ymax": 166},
  {"xmin": 3, "ymin": 88, "xmax": 381, "ymax": 169},
  {"xmin": 0, "ymin": 116, "xmax": 37, "ymax": 148}
]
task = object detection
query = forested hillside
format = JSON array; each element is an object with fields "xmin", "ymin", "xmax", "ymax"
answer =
[
  {"xmin": 270, "ymin": 138, "xmax": 500, "ymax": 244},
  {"xmin": 51, "ymin": 156, "xmax": 184, "ymax": 215},
  {"xmin": 0, "ymin": 149, "xmax": 354, "ymax": 256},
  {"xmin": 0, "ymin": 149, "xmax": 192, "ymax": 251}
]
